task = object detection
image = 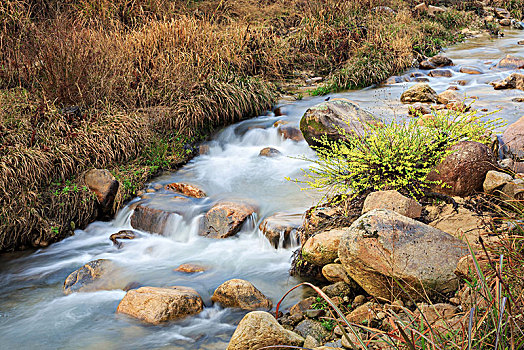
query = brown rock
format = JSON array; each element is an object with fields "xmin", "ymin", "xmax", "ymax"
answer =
[
  {"xmin": 491, "ymin": 73, "xmax": 524, "ymax": 91},
  {"xmin": 501, "ymin": 179, "xmax": 524, "ymax": 200},
  {"xmin": 429, "ymin": 55, "xmax": 453, "ymax": 67},
  {"xmin": 457, "ymin": 80, "xmax": 468, "ymax": 86},
  {"xmin": 165, "ymin": 182, "xmax": 206, "ymax": 198},
  {"xmin": 273, "ymin": 119, "xmax": 288, "ymax": 127},
  {"xmin": 259, "ymin": 213, "xmax": 303, "ymax": 248},
  {"xmin": 200, "ymin": 201, "xmax": 256, "ymax": 238},
  {"xmin": 130, "ymin": 204, "xmax": 172, "ymax": 235},
  {"xmin": 428, "ymin": 204, "xmax": 489, "ymax": 248},
  {"xmin": 400, "ymin": 84, "xmax": 438, "ymax": 103},
  {"xmin": 175, "ymin": 263, "xmax": 207, "ymax": 273},
  {"xmin": 322, "ymin": 263, "xmax": 352, "ymax": 283},
  {"xmin": 211, "ymin": 279, "xmax": 272, "ymax": 311},
  {"xmin": 438, "ymin": 90, "xmax": 464, "ymax": 105},
  {"xmin": 290, "ymin": 297, "xmax": 316, "ymax": 317},
  {"xmin": 459, "ymin": 66, "xmax": 483, "ymax": 74},
  {"xmin": 302, "ymin": 229, "xmax": 344, "ymax": 266},
  {"xmin": 84, "ymin": 169, "xmax": 119, "ymax": 209},
  {"xmin": 385, "ymin": 76, "xmax": 408, "ymax": 84},
  {"xmin": 279, "ymin": 126, "xmax": 304, "ymax": 142},
  {"xmin": 338, "ymin": 209, "xmax": 467, "ymax": 301},
  {"xmin": 63, "ymin": 259, "xmax": 115, "ymax": 295},
  {"xmin": 502, "ymin": 116, "xmax": 524, "ymax": 159},
  {"xmin": 347, "ymin": 302, "xmax": 381, "ymax": 323},
  {"xmin": 493, "ymin": 55, "xmax": 524, "ymax": 70},
  {"xmin": 116, "ymin": 286, "xmax": 204, "ymax": 324},
  {"xmin": 419, "ymin": 60, "xmax": 436, "ymax": 70},
  {"xmin": 259, "ymin": 147, "xmax": 282, "ymax": 157},
  {"xmin": 362, "ymin": 190, "xmax": 422, "ymax": 218},
  {"xmin": 110, "ymin": 230, "xmax": 137, "ymax": 248},
  {"xmin": 299, "ymin": 98, "xmax": 381, "ymax": 146},
  {"xmin": 428, "ymin": 69, "xmax": 453, "ymax": 78},
  {"xmin": 519, "ymin": 40, "xmax": 524, "ymax": 46},
  {"xmin": 427, "ymin": 141, "xmax": 496, "ymax": 197},
  {"xmin": 500, "ymin": 18, "xmax": 511, "ymax": 26},
  {"xmin": 408, "ymin": 102, "xmax": 432, "ymax": 116},
  {"xmin": 414, "ymin": 303, "xmax": 458, "ymax": 325},
  {"xmin": 483, "ymin": 170, "xmax": 513, "ymax": 193},
  {"xmin": 226, "ymin": 311, "xmax": 304, "ymax": 350}
]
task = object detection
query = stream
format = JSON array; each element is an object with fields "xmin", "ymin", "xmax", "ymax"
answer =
[{"xmin": 1, "ymin": 30, "xmax": 523, "ymax": 350}]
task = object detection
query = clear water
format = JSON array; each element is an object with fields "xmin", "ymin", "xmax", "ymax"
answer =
[{"xmin": 0, "ymin": 29, "xmax": 523, "ymax": 350}]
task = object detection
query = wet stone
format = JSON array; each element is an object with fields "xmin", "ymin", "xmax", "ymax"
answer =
[
  {"xmin": 259, "ymin": 213, "xmax": 303, "ymax": 248},
  {"xmin": 110, "ymin": 230, "xmax": 137, "ymax": 248},
  {"xmin": 259, "ymin": 147, "xmax": 282, "ymax": 157},
  {"xmin": 63, "ymin": 259, "xmax": 115, "ymax": 295},
  {"xmin": 175, "ymin": 263, "xmax": 207, "ymax": 273},
  {"xmin": 278, "ymin": 126, "xmax": 305, "ymax": 142}
]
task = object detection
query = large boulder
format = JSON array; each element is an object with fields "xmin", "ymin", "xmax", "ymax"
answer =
[
  {"xmin": 299, "ymin": 98, "xmax": 380, "ymax": 146},
  {"xmin": 426, "ymin": 141, "xmax": 496, "ymax": 197},
  {"xmin": 362, "ymin": 190, "xmax": 422, "ymax": 218},
  {"xmin": 116, "ymin": 286, "xmax": 204, "ymax": 324},
  {"xmin": 164, "ymin": 182, "xmax": 206, "ymax": 198},
  {"xmin": 502, "ymin": 116, "xmax": 524, "ymax": 159},
  {"xmin": 491, "ymin": 73, "xmax": 524, "ymax": 91},
  {"xmin": 211, "ymin": 279, "xmax": 272, "ymax": 311},
  {"xmin": 259, "ymin": 213, "xmax": 303, "ymax": 248},
  {"xmin": 338, "ymin": 209, "xmax": 467, "ymax": 300},
  {"xmin": 200, "ymin": 201, "xmax": 256, "ymax": 238},
  {"xmin": 302, "ymin": 229, "xmax": 344, "ymax": 266},
  {"xmin": 400, "ymin": 84, "xmax": 438, "ymax": 103},
  {"xmin": 84, "ymin": 169, "xmax": 119, "ymax": 210},
  {"xmin": 493, "ymin": 55, "xmax": 524, "ymax": 70},
  {"xmin": 63, "ymin": 259, "xmax": 116, "ymax": 295},
  {"xmin": 226, "ymin": 311, "xmax": 304, "ymax": 350}
]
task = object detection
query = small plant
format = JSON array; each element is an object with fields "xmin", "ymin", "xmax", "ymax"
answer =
[{"xmin": 295, "ymin": 109, "xmax": 503, "ymax": 202}]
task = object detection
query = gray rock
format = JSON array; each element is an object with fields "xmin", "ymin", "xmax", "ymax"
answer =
[
  {"xmin": 338, "ymin": 209, "xmax": 467, "ymax": 300},
  {"xmin": 294, "ymin": 319, "xmax": 330, "ymax": 341},
  {"xmin": 299, "ymin": 98, "xmax": 381, "ymax": 146}
]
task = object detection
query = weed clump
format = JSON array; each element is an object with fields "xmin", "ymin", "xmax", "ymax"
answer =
[{"xmin": 298, "ymin": 110, "xmax": 503, "ymax": 202}]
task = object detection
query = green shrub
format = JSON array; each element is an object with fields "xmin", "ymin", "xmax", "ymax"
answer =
[{"xmin": 297, "ymin": 109, "xmax": 503, "ymax": 201}]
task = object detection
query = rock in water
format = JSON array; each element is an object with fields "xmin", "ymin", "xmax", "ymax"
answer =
[
  {"xmin": 427, "ymin": 141, "xmax": 496, "ymax": 197},
  {"xmin": 110, "ymin": 230, "xmax": 137, "ymax": 248},
  {"xmin": 278, "ymin": 126, "xmax": 305, "ymax": 141},
  {"xmin": 437, "ymin": 90, "xmax": 464, "ymax": 105},
  {"xmin": 299, "ymin": 98, "xmax": 380, "ymax": 146},
  {"xmin": 502, "ymin": 116, "xmax": 524, "ymax": 159},
  {"xmin": 211, "ymin": 279, "xmax": 272, "ymax": 311},
  {"xmin": 493, "ymin": 55, "xmax": 524, "ymax": 70},
  {"xmin": 338, "ymin": 209, "xmax": 467, "ymax": 300},
  {"xmin": 200, "ymin": 201, "xmax": 256, "ymax": 238},
  {"xmin": 400, "ymin": 84, "xmax": 438, "ymax": 103},
  {"xmin": 174, "ymin": 263, "xmax": 207, "ymax": 273},
  {"xmin": 63, "ymin": 259, "xmax": 115, "ymax": 295},
  {"xmin": 491, "ymin": 73, "xmax": 524, "ymax": 90},
  {"xmin": 362, "ymin": 190, "xmax": 422, "ymax": 218},
  {"xmin": 164, "ymin": 182, "xmax": 206, "ymax": 198},
  {"xmin": 259, "ymin": 147, "xmax": 282, "ymax": 157},
  {"xmin": 259, "ymin": 212, "xmax": 302, "ymax": 248},
  {"xmin": 130, "ymin": 204, "xmax": 173, "ymax": 235},
  {"xmin": 84, "ymin": 169, "xmax": 119, "ymax": 210},
  {"xmin": 302, "ymin": 228, "xmax": 344, "ymax": 266},
  {"xmin": 226, "ymin": 311, "xmax": 304, "ymax": 350},
  {"xmin": 428, "ymin": 69, "xmax": 453, "ymax": 78},
  {"xmin": 116, "ymin": 286, "xmax": 203, "ymax": 324}
]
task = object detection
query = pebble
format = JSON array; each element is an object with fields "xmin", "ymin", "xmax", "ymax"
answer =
[{"xmin": 353, "ymin": 295, "xmax": 366, "ymax": 306}]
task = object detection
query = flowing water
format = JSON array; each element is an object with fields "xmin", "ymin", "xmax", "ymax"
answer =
[{"xmin": 1, "ymin": 30, "xmax": 523, "ymax": 350}]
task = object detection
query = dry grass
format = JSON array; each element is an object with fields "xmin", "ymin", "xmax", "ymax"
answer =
[{"xmin": 0, "ymin": 0, "xmax": 481, "ymax": 250}]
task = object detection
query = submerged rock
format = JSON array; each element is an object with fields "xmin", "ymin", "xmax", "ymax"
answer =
[
  {"xmin": 174, "ymin": 263, "xmax": 207, "ymax": 273},
  {"xmin": 116, "ymin": 286, "xmax": 203, "ymax": 324},
  {"xmin": 226, "ymin": 311, "xmax": 304, "ymax": 350},
  {"xmin": 211, "ymin": 279, "xmax": 272, "ymax": 311},
  {"xmin": 427, "ymin": 141, "xmax": 496, "ymax": 197},
  {"xmin": 259, "ymin": 213, "xmax": 303, "ymax": 248},
  {"xmin": 400, "ymin": 83, "xmax": 438, "ymax": 103},
  {"xmin": 428, "ymin": 69, "xmax": 453, "ymax": 78},
  {"xmin": 299, "ymin": 98, "xmax": 380, "ymax": 146},
  {"xmin": 164, "ymin": 182, "xmax": 206, "ymax": 198},
  {"xmin": 278, "ymin": 126, "xmax": 305, "ymax": 142},
  {"xmin": 338, "ymin": 209, "xmax": 467, "ymax": 300},
  {"xmin": 84, "ymin": 169, "xmax": 119, "ymax": 210},
  {"xmin": 362, "ymin": 190, "xmax": 422, "ymax": 218},
  {"xmin": 259, "ymin": 147, "xmax": 282, "ymax": 157},
  {"xmin": 63, "ymin": 259, "xmax": 115, "ymax": 295},
  {"xmin": 200, "ymin": 201, "xmax": 256, "ymax": 238}
]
